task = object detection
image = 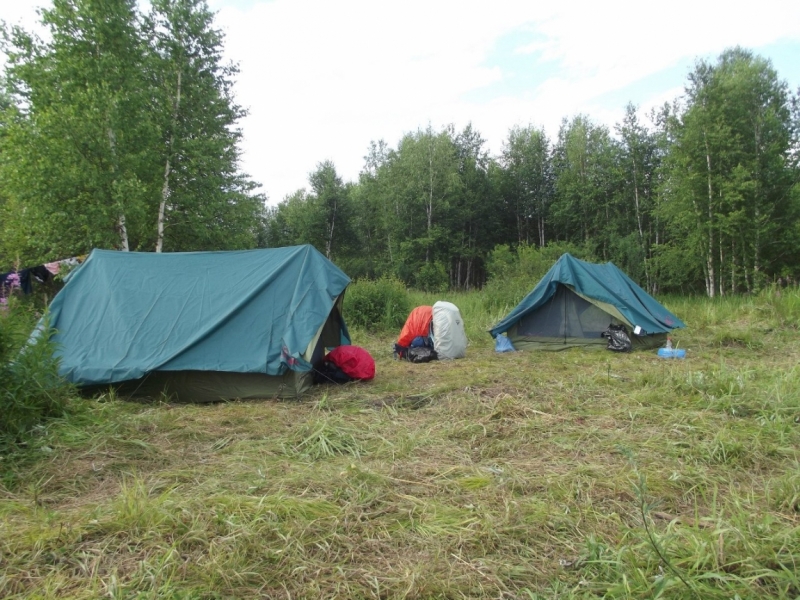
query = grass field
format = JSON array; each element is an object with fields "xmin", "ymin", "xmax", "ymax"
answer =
[{"xmin": 1, "ymin": 290, "xmax": 799, "ymax": 599}]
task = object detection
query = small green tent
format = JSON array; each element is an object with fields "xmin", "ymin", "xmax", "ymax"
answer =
[
  {"xmin": 489, "ymin": 254, "xmax": 684, "ymax": 350},
  {"xmin": 47, "ymin": 245, "xmax": 350, "ymax": 401}
]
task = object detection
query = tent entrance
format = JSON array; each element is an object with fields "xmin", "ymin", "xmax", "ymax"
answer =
[
  {"xmin": 516, "ymin": 284, "xmax": 619, "ymax": 341},
  {"xmin": 509, "ymin": 283, "xmax": 667, "ymax": 351}
]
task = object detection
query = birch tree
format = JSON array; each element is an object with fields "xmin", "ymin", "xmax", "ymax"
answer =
[
  {"xmin": 665, "ymin": 48, "xmax": 797, "ymax": 296},
  {"xmin": 0, "ymin": 0, "xmax": 154, "ymax": 260},
  {"xmin": 145, "ymin": 0, "xmax": 262, "ymax": 252},
  {"xmin": 0, "ymin": 0, "xmax": 264, "ymax": 263}
]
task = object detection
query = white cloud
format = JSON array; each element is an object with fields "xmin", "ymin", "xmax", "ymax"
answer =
[
  {"xmin": 4, "ymin": 0, "xmax": 800, "ymax": 203},
  {"xmin": 0, "ymin": 2, "xmax": 43, "ymax": 28},
  {"xmin": 211, "ymin": 0, "xmax": 800, "ymax": 203}
]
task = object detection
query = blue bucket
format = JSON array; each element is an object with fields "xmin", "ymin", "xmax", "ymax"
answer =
[{"xmin": 657, "ymin": 348, "xmax": 686, "ymax": 359}]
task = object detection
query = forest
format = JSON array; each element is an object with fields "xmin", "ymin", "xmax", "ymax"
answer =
[{"xmin": 2, "ymin": 0, "xmax": 799, "ymax": 297}]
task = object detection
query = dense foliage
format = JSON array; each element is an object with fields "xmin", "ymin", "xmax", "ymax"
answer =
[
  {"xmin": 343, "ymin": 277, "xmax": 411, "ymax": 332},
  {"xmin": 481, "ymin": 241, "xmax": 596, "ymax": 312},
  {"xmin": 0, "ymin": 300, "xmax": 73, "ymax": 448},
  {"xmin": 0, "ymin": 0, "xmax": 266, "ymax": 264}
]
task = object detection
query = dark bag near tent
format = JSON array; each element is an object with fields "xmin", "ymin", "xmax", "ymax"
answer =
[
  {"xmin": 314, "ymin": 361, "xmax": 352, "ymax": 384},
  {"xmin": 602, "ymin": 324, "xmax": 632, "ymax": 352},
  {"xmin": 406, "ymin": 347, "xmax": 438, "ymax": 363}
]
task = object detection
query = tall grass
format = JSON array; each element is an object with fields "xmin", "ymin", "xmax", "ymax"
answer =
[
  {"xmin": 1, "ymin": 287, "xmax": 799, "ymax": 598},
  {"xmin": 0, "ymin": 299, "xmax": 74, "ymax": 450}
]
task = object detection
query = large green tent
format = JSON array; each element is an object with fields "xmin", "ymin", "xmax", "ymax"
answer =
[
  {"xmin": 489, "ymin": 253, "xmax": 684, "ymax": 350},
  {"xmin": 47, "ymin": 245, "xmax": 350, "ymax": 401}
]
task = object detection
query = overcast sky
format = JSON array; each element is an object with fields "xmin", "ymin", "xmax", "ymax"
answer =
[{"xmin": 3, "ymin": 0, "xmax": 800, "ymax": 205}]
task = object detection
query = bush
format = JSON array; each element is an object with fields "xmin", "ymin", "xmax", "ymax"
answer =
[
  {"xmin": 482, "ymin": 241, "xmax": 596, "ymax": 312},
  {"xmin": 344, "ymin": 277, "xmax": 412, "ymax": 333},
  {"xmin": 1, "ymin": 300, "xmax": 73, "ymax": 448},
  {"xmin": 414, "ymin": 261, "xmax": 448, "ymax": 293},
  {"xmin": 485, "ymin": 244, "xmax": 516, "ymax": 281}
]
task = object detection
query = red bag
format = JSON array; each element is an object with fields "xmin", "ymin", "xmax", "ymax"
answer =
[{"xmin": 325, "ymin": 345, "xmax": 376, "ymax": 381}]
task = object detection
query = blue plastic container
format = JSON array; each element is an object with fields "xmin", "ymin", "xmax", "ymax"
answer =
[{"xmin": 657, "ymin": 348, "xmax": 686, "ymax": 359}]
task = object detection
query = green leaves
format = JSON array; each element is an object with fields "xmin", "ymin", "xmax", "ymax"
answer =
[
  {"xmin": 0, "ymin": 0, "xmax": 264, "ymax": 265},
  {"xmin": 0, "ymin": 306, "xmax": 74, "ymax": 449},
  {"xmin": 665, "ymin": 48, "xmax": 797, "ymax": 296}
]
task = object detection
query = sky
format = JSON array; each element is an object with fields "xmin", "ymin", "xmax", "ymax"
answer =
[{"xmin": 3, "ymin": 0, "xmax": 800, "ymax": 205}]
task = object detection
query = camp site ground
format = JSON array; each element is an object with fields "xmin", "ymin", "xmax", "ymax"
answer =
[{"xmin": 1, "ymin": 289, "xmax": 799, "ymax": 599}]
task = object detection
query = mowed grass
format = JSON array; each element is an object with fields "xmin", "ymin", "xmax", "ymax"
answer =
[{"xmin": 1, "ymin": 290, "xmax": 799, "ymax": 599}]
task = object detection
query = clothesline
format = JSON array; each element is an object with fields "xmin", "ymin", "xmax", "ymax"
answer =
[{"xmin": 0, "ymin": 255, "xmax": 86, "ymax": 298}]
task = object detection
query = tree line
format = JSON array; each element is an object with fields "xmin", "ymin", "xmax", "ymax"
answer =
[
  {"xmin": 269, "ymin": 48, "xmax": 800, "ymax": 296},
  {"xmin": 2, "ymin": 2, "xmax": 798, "ymax": 297}
]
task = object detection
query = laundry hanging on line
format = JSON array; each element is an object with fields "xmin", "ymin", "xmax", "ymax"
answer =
[{"xmin": 1, "ymin": 255, "xmax": 86, "ymax": 299}]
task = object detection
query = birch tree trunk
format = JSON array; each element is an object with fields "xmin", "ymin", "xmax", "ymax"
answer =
[
  {"xmin": 752, "ymin": 120, "xmax": 762, "ymax": 286},
  {"xmin": 326, "ymin": 198, "xmax": 336, "ymax": 259},
  {"xmin": 704, "ymin": 133, "xmax": 715, "ymax": 297},
  {"xmin": 107, "ymin": 125, "xmax": 129, "ymax": 251},
  {"xmin": 157, "ymin": 158, "xmax": 171, "ymax": 253},
  {"xmin": 157, "ymin": 70, "xmax": 181, "ymax": 253},
  {"xmin": 117, "ymin": 214, "xmax": 130, "ymax": 251},
  {"xmin": 426, "ymin": 136, "xmax": 434, "ymax": 263}
]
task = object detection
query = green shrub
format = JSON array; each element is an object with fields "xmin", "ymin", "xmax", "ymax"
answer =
[
  {"xmin": 1, "ymin": 300, "xmax": 74, "ymax": 448},
  {"xmin": 647, "ymin": 241, "xmax": 705, "ymax": 294},
  {"xmin": 414, "ymin": 261, "xmax": 448, "ymax": 293},
  {"xmin": 484, "ymin": 244, "xmax": 516, "ymax": 281},
  {"xmin": 344, "ymin": 277, "xmax": 411, "ymax": 332},
  {"xmin": 482, "ymin": 241, "xmax": 596, "ymax": 312},
  {"xmin": 0, "ymin": 297, "xmax": 37, "ymax": 364}
]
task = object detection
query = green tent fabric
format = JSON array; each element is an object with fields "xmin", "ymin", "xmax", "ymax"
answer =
[
  {"xmin": 47, "ymin": 245, "xmax": 350, "ymax": 400},
  {"xmin": 489, "ymin": 253, "xmax": 684, "ymax": 350}
]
